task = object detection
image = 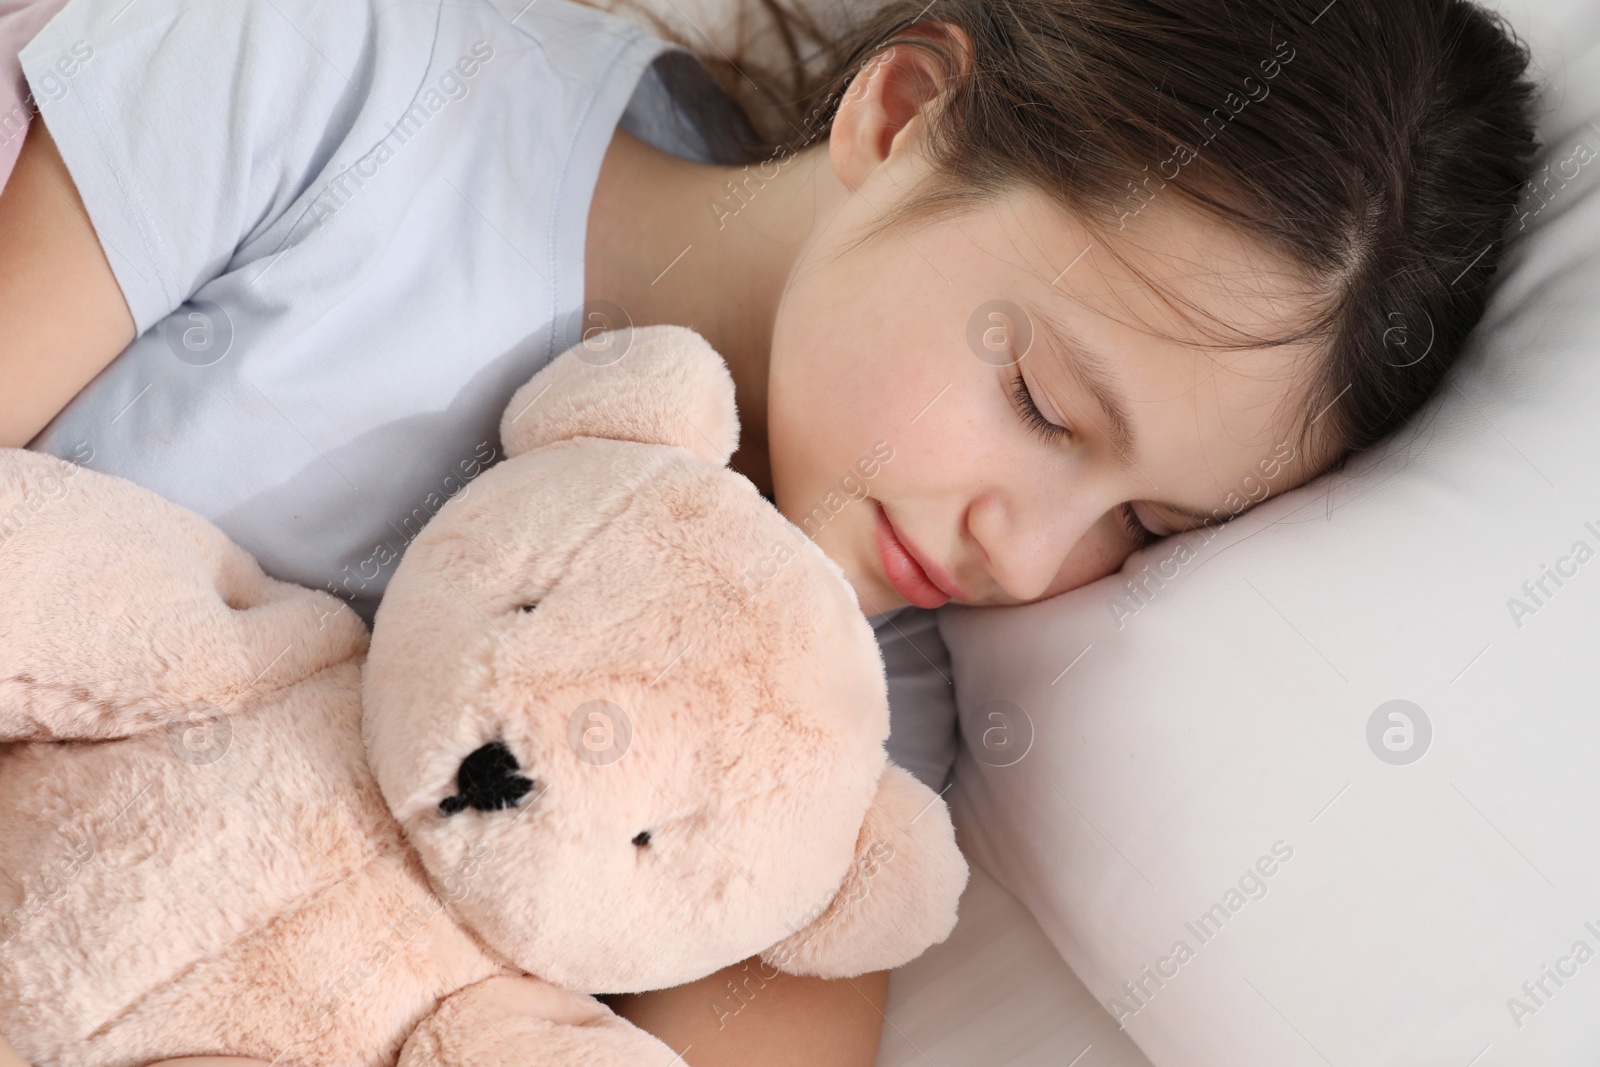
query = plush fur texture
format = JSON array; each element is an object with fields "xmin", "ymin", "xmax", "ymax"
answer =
[{"xmin": 0, "ymin": 325, "xmax": 967, "ymax": 1066}]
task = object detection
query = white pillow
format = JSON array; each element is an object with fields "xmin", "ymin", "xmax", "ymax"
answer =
[{"xmin": 938, "ymin": 2, "xmax": 1600, "ymax": 1064}]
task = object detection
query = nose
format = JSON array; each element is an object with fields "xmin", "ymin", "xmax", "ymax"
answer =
[
  {"xmin": 967, "ymin": 490, "xmax": 1103, "ymax": 603},
  {"xmin": 439, "ymin": 740, "xmax": 536, "ymax": 815}
]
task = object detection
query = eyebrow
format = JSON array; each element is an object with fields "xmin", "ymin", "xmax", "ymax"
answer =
[
  {"xmin": 1027, "ymin": 301, "xmax": 1138, "ymax": 467},
  {"xmin": 1027, "ymin": 301, "xmax": 1225, "ymax": 531}
]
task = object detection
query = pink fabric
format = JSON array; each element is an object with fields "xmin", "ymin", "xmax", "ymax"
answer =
[{"xmin": 0, "ymin": 0, "xmax": 69, "ymax": 191}]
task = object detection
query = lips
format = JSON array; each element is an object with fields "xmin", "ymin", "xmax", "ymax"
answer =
[{"xmin": 872, "ymin": 500, "xmax": 962, "ymax": 609}]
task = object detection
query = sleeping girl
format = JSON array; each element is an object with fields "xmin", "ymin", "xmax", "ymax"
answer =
[{"xmin": 0, "ymin": 0, "xmax": 1537, "ymax": 1061}]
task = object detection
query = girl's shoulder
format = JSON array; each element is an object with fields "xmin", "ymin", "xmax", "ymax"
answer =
[{"xmin": 19, "ymin": 0, "xmax": 756, "ymax": 631}]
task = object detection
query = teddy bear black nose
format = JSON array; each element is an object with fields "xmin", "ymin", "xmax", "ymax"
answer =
[{"xmin": 439, "ymin": 741, "xmax": 535, "ymax": 816}]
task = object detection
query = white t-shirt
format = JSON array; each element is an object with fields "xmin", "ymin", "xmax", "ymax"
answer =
[{"xmin": 17, "ymin": 0, "xmax": 957, "ymax": 791}]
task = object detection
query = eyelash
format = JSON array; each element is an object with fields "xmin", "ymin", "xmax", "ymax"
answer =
[
  {"xmin": 1118, "ymin": 501, "xmax": 1156, "ymax": 548},
  {"xmin": 1009, "ymin": 373, "xmax": 1071, "ymax": 444},
  {"xmin": 1008, "ymin": 373, "xmax": 1156, "ymax": 547}
]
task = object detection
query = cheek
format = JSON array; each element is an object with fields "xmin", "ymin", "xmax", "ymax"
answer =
[
  {"xmin": 765, "ymin": 340, "xmax": 873, "ymax": 501},
  {"xmin": 1042, "ymin": 513, "xmax": 1141, "ymax": 598},
  {"xmin": 768, "ymin": 290, "xmax": 968, "ymax": 491}
]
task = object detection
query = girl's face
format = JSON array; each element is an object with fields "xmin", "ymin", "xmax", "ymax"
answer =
[{"xmin": 766, "ymin": 140, "xmax": 1336, "ymax": 615}]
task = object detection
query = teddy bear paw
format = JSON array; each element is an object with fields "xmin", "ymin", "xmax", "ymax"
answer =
[{"xmin": 399, "ymin": 975, "xmax": 680, "ymax": 1067}]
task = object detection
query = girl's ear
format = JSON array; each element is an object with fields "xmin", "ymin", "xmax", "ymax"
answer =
[
  {"xmin": 760, "ymin": 764, "xmax": 969, "ymax": 979},
  {"xmin": 498, "ymin": 324, "xmax": 739, "ymax": 465}
]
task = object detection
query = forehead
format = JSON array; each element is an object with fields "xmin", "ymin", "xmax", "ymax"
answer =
[{"xmin": 957, "ymin": 183, "xmax": 1332, "ymax": 503}]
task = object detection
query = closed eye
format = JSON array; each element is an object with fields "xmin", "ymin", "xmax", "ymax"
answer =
[
  {"xmin": 1009, "ymin": 373, "xmax": 1071, "ymax": 444},
  {"xmin": 1118, "ymin": 502, "xmax": 1157, "ymax": 549}
]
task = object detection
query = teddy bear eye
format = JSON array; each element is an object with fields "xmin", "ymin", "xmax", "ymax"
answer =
[
  {"xmin": 632, "ymin": 830, "xmax": 652, "ymax": 847},
  {"xmin": 518, "ymin": 601, "xmax": 538, "ymax": 613}
]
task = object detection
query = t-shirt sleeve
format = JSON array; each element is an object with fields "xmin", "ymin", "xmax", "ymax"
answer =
[
  {"xmin": 17, "ymin": 0, "xmax": 396, "ymax": 335},
  {"xmin": 0, "ymin": 0, "xmax": 71, "ymax": 190},
  {"xmin": 875, "ymin": 606, "xmax": 960, "ymax": 793}
]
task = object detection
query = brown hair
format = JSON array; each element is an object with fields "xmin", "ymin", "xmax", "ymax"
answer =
[{"xmin": 606, "ymin": 0, "xmax": 1541, "ymax": 468}]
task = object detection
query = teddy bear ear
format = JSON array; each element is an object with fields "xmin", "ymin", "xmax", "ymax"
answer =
[
  {"xmin": 498, "ymin": 323, "xmax": 739, "ymax": 466},
  {"xmin": 759, "ymin": 765, "xmax": 970, "ymax": 979}
]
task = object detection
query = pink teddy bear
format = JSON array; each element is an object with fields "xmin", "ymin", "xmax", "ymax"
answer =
[{"xmin": 0, "ymin": 325, "xmax": 967, "ymax": 1066}]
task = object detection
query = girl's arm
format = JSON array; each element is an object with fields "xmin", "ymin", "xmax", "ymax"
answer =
[
  {"xmin": 607, "ymin": 957, "xmax": 891, "ymax": 1067},
  {"xmin": 0, "ymin": 1031, "xmax": 24, "ymax": 1067},
  {"xmin": 0, "ymin": 118, "xmax": 135, "ymax": 448},
  {"xmin": 0, "ymin": 971, "xmax": 887, "ymax": 1067}
]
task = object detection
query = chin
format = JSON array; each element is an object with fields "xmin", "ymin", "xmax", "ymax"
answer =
[{"xmin": 777, "ymin": 499, "xmax": 871, "ymax": 610}]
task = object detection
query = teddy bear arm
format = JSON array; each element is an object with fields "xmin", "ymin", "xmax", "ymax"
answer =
[
  {"xmin": 760, "ymin": 764, "xmax": 969, "ymax": 978},
  {"xmin": 399, "ymin": 976, "xmax": 680, "ymax": 1067},
  {"xmin": 0, "ymin": 449, "xmax": 369, "ymax": 745}
]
